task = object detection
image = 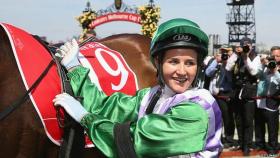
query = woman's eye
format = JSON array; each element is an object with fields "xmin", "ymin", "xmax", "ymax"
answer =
[
  {"xmin": 166, "ymin": 59, "xmax": 196, "ymax": 66},
  {"xmin": 169, "ymin": 60, "xmax": 179, "ymax": 65},
  {"xmin": 185, "ymin": 61, "xmax": 196, "ymax": 66}
]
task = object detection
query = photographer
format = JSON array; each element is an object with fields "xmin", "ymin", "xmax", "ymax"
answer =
[
  {"xmin": 225, "ymin": 37, "xmax": 262, "ymax": 156},
  {"xmin": 255, "ymin": 46, "xmax": 280, "ymax": 155},
  {"xmin": 206, "ymin": 45, "xmax": 235, "ymax": 148}
]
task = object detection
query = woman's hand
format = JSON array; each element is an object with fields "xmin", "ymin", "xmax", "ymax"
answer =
[
  {"xmin": 53, "ymin": 93, "xmax": 88, "ymax": 123},
  {"xmin": 56, "ymin": 39, "xmax": 81, "ymax": 70}
]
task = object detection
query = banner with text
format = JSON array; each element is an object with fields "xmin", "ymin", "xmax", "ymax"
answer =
[{"xmin": 90, "ymin": 12, "xmax": 141, "ymax": 28}]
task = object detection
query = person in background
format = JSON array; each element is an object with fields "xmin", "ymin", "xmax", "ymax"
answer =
[
  {"xmin": 225, "ymin": 37, "xmax": 262, "ymax": 156},
  {"xmin": 206, "ymin": 45, "xmax": 235, "ymax": 148},
  {"xmin": 226, "ymin": 43, "xmax": 244, "ymax": 151},
  {"xmin": 255, "ymin": 46, "xmax": 280, "ymax": 155},
  {"xmin": 259, "ymin": 54, "xmax": 269, "ymax": 67},
  {"xmin": 201, "ymin": 55, "xmax": 215, "ymax": 89},
  {"xmin": 271, "ymin": 46, "xmax": 280, "ymax": 68},
  {"xmin": 53, "ymin": 18, "xmax": 223, "ymax": 158}
]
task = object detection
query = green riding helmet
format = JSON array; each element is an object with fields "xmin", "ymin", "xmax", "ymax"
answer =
[{"xmin": 150, "ymin": 18, "xmax": 209, "ymax": 66}]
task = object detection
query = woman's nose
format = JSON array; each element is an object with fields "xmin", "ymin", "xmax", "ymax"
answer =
[{"xmin": 176, "ymin": 64, "xmax": 186, "ymax": 75}]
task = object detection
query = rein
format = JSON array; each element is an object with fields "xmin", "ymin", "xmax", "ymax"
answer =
[
  {"xmin": 0, "ymin": 35, "xmax": 60, "ymax": 121},
  {"xmin": 0, "ymin": 60, "xmax": 55, "ymax": 120}
]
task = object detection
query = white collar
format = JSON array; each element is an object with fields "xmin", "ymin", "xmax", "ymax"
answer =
[{"xmin": 161, "ymin": 85, "xmax": 176, "ymax": 99}]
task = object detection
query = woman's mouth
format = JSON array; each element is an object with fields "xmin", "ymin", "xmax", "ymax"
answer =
[{"xmin": 173, "ymin": 77, "xmax": 187, "ymax": 83}]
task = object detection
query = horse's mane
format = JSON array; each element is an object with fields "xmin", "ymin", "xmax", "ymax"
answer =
[{"xmin": 0, "ymin": 25, "xmax": 14, "ymax": 61}]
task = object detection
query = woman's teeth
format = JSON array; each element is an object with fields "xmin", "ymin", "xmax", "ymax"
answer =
[{"xmin": 175, "ymin": 78, "xmax": 187, "ymax": 83}]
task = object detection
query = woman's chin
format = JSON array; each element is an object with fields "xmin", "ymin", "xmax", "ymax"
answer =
[{"xmin": 170, "ymin": 84, "xmax": 190, "ymax": 94}]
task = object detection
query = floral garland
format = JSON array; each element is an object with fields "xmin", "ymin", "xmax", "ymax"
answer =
[
  {"xmin": 76, "ymin": 3, "xmax": 160, "ymax": 40},
  {"xmin": 138, "ymin": 5, "xmax": 160, "ymax": 38},
  {"xmin": 76, "ymin": 10, "xmax": 97, "ymax": 42}
]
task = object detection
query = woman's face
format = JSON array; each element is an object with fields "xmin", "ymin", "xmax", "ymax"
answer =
[{"xmin": 162, "ymin": 48, "xmax": 198, "ymax": 94}]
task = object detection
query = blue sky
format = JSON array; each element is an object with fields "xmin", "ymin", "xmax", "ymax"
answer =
[{"xmin": 0, "ymin": 0, "xmax": 279, "ymax": 48}]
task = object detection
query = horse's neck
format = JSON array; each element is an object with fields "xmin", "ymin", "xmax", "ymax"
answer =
[{"xmin": 0, "ymin": 27, "xmax": 26, "ymax": 107}]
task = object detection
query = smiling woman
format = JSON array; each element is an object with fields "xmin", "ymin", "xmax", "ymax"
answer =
[
  {"xmin": 53, "ymin": 18, "xmax": 223, "ymax": 158},
  {"xmin": 161, "ymin": 48, "xmax": 198, "ymax": 94}
]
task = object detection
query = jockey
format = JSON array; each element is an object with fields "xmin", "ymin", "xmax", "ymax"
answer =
[{"xmin": 53, "ymin": 18, "xmax": 222, "ymax": 158}]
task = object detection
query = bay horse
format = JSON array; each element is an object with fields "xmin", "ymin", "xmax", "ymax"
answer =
[{"xmin": 0, "ymin": 23, "xmax": 157, "ymax": 158}]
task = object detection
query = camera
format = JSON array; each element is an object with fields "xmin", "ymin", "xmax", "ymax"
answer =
[
  {"xmin": 242, "ymin": 45, "xmax": 250, "ymax": 53},
  {"xmin": 266, "ymin": 56, "xmax": 277, "ymax": 69},
  {"xmin": 221, "ymin": 53, "xmax": 229, "ymax": 61}
]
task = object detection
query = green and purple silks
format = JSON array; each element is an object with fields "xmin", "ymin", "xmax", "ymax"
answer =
[{"xmin": 69, "ymin": 66, "xmax": 222, "ymax": 158}]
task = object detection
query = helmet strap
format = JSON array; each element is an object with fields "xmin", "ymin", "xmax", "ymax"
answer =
[
  {"xmin": 192, "ymin": 65, "xmax": 202, "ymax": 88},
  {"xmin": 145, "ymin": 87, "xmax": 163, "ymax": 114}
]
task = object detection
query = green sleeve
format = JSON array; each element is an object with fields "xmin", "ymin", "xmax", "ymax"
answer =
[
  {"xmin": 67, "ymin": 66, "xmax": 149, "ymax": 123},
  {"xmin": 80, "ymin": 101, "xmax": 208, "ymax": 158}
]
